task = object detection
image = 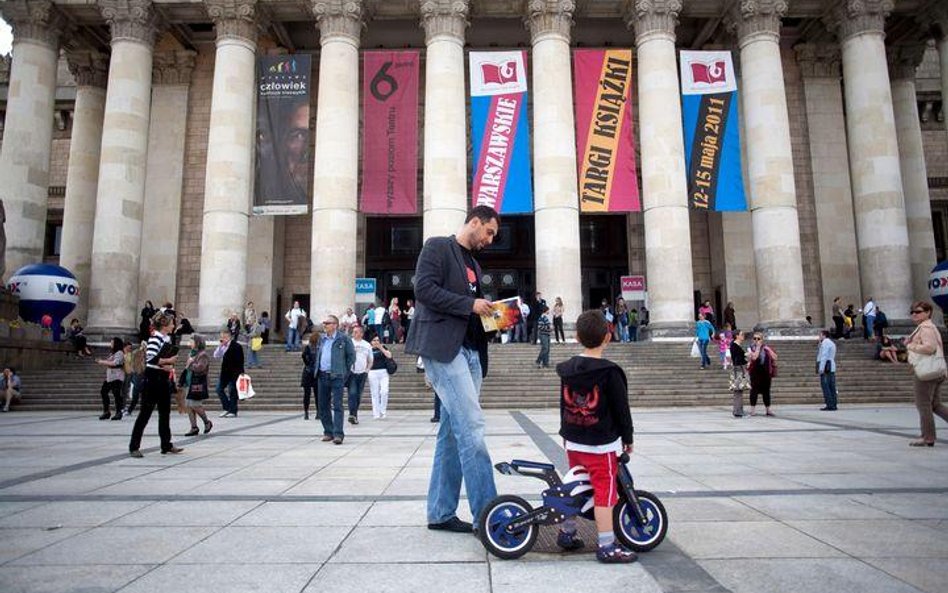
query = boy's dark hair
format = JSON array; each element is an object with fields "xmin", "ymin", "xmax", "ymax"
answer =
[
  {"xmin": 576, "ymin": 310, "xmax": 609, "ymax": 349},
  {"xmin": 466, "ymin": 205, "xmax": 500, "ymax": 225}
]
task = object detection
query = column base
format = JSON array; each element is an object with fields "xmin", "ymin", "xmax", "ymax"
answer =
[
  {"xmin": 883, "ymin": 319, "xmax": 916, "ymax": 338},
  {"xmin": 85, "ymin": 326, "xmax": 139, "ymax": 344},
  {"xmin": 752, "ymin": 320, "xmax": 818, "ymax": 337},
  {"xmin": 642, "ymin": 321, "xmax": 694, "ymax": 340}
]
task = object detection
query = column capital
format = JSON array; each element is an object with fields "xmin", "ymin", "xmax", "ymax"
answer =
[
  {"xmin": 205, "ymin": 0, "xmax": 260, "ymax": 45},
  {"xmin": 886, "ymin": 43, "xmax": 926, "ymax": 82},
  {"xmin": 98, "ymin": 0, "xmax": 160, "ymax": 48},
  {"xmin": 419, "ymin": 0, "xmax": 469, "ymax": 43},
  {"xmin": 526, "ymin": 0, "xmax": 574, "ymax": 43},
  {"xmin": 0, "ymin": 0, "xmax": 66, "ymax": 49},
  {"xmin": 66, "ymin": 49, "xmax": 110, "ymax": 88},
  {"xmin": 724, "ymin": 0, "xmax": 787, "ymax": 46},
  {"xmin": 824, "ymin": 0, "xmax": 893, "ymax": 42},
  {"xmin": 623, "ymin": 0, "xmax": 681, "ymax": 43},
  {"xmin": 311, "ymin": 1, "xmax": 363, "ymax": 45},
  {"xmin": 794, "ymin": 43, "xmax": 841, "ymax": 78},
  {"xmin": 152, "ymin": 50, "xmax": 197, "ymax": 85}
]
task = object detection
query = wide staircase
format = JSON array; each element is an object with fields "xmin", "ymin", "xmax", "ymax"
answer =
[{"xmin": 15, "ymin": 339, "xmax": 918, "ymax": 411}]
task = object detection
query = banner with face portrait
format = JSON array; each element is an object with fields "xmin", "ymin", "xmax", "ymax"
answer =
[
  {"xmin": 573, "ymin": 49, "xmax": 640, "ymax": 212},
  {"xmin": 679, "ymin": 50, "xmax": 747, "ymax": 211},
  {"xmin": 469, "ymin": 51, "xmax": 533, "ymax": 214},
  {"xmin": 361, "ymin": 50, "xmax": 420, "ymax": 214},
  {"xmin": 254, "ymin": 54, "xmax": 312, "ymax": 215}
]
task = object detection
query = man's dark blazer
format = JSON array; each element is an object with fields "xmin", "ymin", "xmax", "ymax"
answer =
[
  {"xmin": 406, "ymin": 235, "xmax": 489, "ymax": 376},
  {"xmin": 220, "ymin": 341, "xmax": 245, "ymax": 384}
]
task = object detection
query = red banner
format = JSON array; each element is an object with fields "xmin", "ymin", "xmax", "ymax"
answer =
[
  {"xmin": 361, "ymin": 51, "xmax": 419, "ymax": 214},
  {"xmin": 573, "ymin": 49, "xmax": 640, "ymax": 212}
]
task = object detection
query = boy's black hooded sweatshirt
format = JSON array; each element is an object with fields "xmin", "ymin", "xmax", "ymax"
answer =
[{"xmin": 556, "ymin": 356, "xmax": 634, "ymax": 446}]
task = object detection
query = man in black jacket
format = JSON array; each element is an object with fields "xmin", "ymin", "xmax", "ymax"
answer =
[
  {"xmin": 215, "ymin": 331, "xmax": 244, "ymax": 418},
  {"xmin": 406, "ymin": 205, "xmax": 499, "ymax": 534}
]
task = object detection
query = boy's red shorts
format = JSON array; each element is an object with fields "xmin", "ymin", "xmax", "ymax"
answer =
[{"xmin": 566, "ymin": 450, "xmax": 619, "ymax": 507}]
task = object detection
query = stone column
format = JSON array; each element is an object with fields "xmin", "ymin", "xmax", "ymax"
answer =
[
  {"xmin": 0, "ymin": 1, "xmax": 63, "ymax": 277},
  {"xmin": 140, "ymin": 51, "xmax": 196, "ymax": 307},
  {"xmin": 88, "ymin": 0, "xmax": 158, "ymax": 334},
  {"xmin": 727, "ymin": 0, "xmax": 807, "ymax": 330},
  {"xmin": 889, "ymin": 44, "xmax": 937, "ymax": 303},
  {"xmin": 60, "ymin": 50, "xmax": 108, "ymax": 321},
  {"xmin": 626, "ymin": 0, "xmax": 694, "ymax": 335},
  {"xmin": 420, "ymin": 0, "xmax": 469, "ymax": 240},
  {"xmin": 527, "ymin": 1, "xmax": 583, "ymax": 328},
  {"xmin": 826, "ymin": 0, "xmax": 913, "ymax": 323},
  {"xmin": 197, "ymin": 0, "xmax": 260, "ymax": 330},
  {"xmin": 927, "ymin": 5, "xmax": 948, "ymax": 137},
  {"xmin": 795, "ymin": 43, "xmax": 862, "ymax": 324},
  {"xmin": 309, "ymin": 1, "xmax": 362, "ymax": 318}
]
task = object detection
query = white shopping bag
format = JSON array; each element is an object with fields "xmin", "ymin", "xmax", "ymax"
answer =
[
  {"xmin": 236, "ymin": 373, "xmax": 255, "ymax": 400},
  {"xmin": 690, "ymin": 340, "xmax": 700, "ymax": 358}
]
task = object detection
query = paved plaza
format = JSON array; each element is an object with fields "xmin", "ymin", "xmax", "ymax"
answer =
[{"xmin": 0, "ymin": 404, "xmax": 946, "ymax": 593}]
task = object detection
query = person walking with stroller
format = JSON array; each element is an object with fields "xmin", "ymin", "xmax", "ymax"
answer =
[{"xmin": 555, "ymin": 310, "xmax": 637, "ymax": 563}]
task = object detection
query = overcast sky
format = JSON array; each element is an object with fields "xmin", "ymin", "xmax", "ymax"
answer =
[{"xmin": 1, "ymin": 17, "xmax": 12, "ymax": 56}]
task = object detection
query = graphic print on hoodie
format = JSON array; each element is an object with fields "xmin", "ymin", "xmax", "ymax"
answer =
[{"xmin": 556, "ymin": 356, "xmax": 634, "ymax": 447}]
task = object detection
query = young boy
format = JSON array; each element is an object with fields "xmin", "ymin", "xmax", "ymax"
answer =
[
  {"xmin": 535, "ymin": 305, "xmax": 552, "ymax": 368},
  {"xmin": 556, "ymin": 310, "xmax": 637, "ymax": 563}
]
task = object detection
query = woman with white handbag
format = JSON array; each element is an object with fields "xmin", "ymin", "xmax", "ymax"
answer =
[{"xmin": 904, "ymin": 301, "xmax": 948, "ymax": 447}]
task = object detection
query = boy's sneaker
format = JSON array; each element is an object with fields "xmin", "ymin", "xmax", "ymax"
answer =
[
  {"xmin": 555, "ymin": 530, "xmax": 584, "ymax": 551},
  {"xmin": 596, "ymin": 543, "xmax": 638, "ymax": 564}
]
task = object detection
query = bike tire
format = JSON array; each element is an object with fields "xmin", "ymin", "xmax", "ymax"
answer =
[
  {"xmin": 613, "ymin": 490, "xmax": 668, "ymax": 552},
  {"xmin": 478, "ymin": 495, "xmax": 538, "ymax": 560}
]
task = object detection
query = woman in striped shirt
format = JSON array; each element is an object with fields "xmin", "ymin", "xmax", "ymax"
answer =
[{"xmin": 129, "ymin": 313, "xmax": 183, "ymax": 458}]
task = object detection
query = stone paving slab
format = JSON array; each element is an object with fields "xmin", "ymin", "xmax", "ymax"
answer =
[{"xmin": 0, "ymin": 405, "xmax": 946, "ymax": 593}]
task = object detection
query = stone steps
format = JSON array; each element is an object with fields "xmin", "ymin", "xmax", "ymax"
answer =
[{"xmin": 15, "ymin": 340, "xmax": 916, "ymax": 411}]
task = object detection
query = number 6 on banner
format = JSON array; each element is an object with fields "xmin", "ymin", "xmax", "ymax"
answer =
[{"xmin": 237, "ymin": 373, "xmax": 255, "ymax": 400}]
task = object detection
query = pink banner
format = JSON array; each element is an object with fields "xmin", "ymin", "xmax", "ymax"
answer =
[
  {"xmin": 361, "ymin": 51, "xmax": 419, "ymax": 214},
  {"xmin": 573, "ymin": 49, "xmax": 640, "ymax": 212}
]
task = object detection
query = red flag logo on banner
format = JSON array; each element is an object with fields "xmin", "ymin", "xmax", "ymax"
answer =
[
  {"xmin": 690, "ymin": 60, "xmax": 727, "ymax": 85},
  {"xmin": 481, "ymin": 61, "xmax": 519, "ymax": 85}
]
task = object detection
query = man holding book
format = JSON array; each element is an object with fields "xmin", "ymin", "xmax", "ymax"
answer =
[{"xmin": 406, "ymin": 205, "xmax": 500, "ymax": 535}]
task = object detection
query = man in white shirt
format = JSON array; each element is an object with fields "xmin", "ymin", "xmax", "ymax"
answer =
[
  {"xmin": 347, "ymin": 325, "xmax": 373, "ymax": 424},
  {"xmin": 285, "ymin": 301, "xmax": 305, "ymax": 352},
  {"xmin": 340, "ymin": 307, "xmax": 358, "ymax": 335},
  {"xmin": 862, "ymin": 297, "xmax": 876, "ymax": 341},
  {"xmin": 374, "ymin": 303, "xmax": 387, "ymax": 341}
]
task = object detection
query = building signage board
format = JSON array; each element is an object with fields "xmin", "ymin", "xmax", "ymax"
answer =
[
  {"xmin": 254, "ymin": 54, "xmax": 312, "ymax": 215},
  {"xmin": 355, "ymin": 277, "xmax": 377, "ymax": 304},
  {"xmin": 620, "ymin": 275, "xmax": 646, "ymax": 302},
  {"xmin": 679, "ymin": 50, "xmax": 747, "ymax": 212}
]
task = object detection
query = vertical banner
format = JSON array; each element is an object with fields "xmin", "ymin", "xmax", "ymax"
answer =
[
  {"xmin": 573, "ymin": 49, "xmax": 640, "ymax": 212},
  {"xmin": 254, "ymin": 54, "xmax": 312, "ymax": 215},
  {"xmin": 361, "ymin": 50, "xmax": 420, "ymax": 214},
  {"xmin": 469, "ymin": 51, "xmax": 533, "ymax": 214},
  {"xmin": 679, "ymin": 50, "xmax": 747, "ymax": 211}
]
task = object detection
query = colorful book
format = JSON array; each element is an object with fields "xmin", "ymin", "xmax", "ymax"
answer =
[{"xmin": 481, "ymin": 296, "xmax": 523, "ymax": 333}]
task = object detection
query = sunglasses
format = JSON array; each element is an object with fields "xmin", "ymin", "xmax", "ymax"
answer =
[
  {"xmin": 910, "ymin": 310, "xmax": 926, "ymax": 315},
  {"xmin": 753, "ymin": 337, "xmax": 762, "ymax": 341}
]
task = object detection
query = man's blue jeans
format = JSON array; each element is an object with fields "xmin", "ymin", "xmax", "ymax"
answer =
[
  {"xmin": 286, "ymin": 327, "xmax": 299, "ymax": 351},
  {"xmin": 347, "ymin": 372, "xmax": 367, "ymax": 418},
  {"xmin": 423, "ymin": 347, "xmax": 497, "ymax": 525},
  {"xmin": 317, "ymin": 372, "xmax": 345, "ymax": 438},
  {"xmin": 217, "ymin": 377, "xmax": 238, "ymax": 415},
  {"xmin": 698, "ymin": 339, "xmax": 711, "ymax": 367},
  {"xmin": 820, "ymin": 372, "xmax": 837, "ymax": 409}
]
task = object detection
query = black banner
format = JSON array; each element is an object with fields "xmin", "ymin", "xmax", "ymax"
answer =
[
  {"xmin": 687, "ymin": 92, "xmax": 731, "ymax": 210},
  {"xmin": 254, "ymin": 54, "xmax": 312, "ymax": 215}
]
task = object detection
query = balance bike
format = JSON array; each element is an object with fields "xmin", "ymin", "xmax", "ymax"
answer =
[{"xmin": 477, "ymin": 453, "xmax": 667, "ymax": 560}]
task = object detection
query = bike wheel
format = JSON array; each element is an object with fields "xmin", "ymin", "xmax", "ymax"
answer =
[
  {"xmin": 478, "ymin": 495, "xmax": 538, "ymax": 560},
  {"xmin": 613, "ymin": 490, "xmax": 668, "ymax": 552}
]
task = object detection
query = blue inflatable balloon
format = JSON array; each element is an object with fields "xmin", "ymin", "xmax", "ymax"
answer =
[
  {"xmin": 6, "ymin": 264, "xmax": 79, "ymax": 340},
  {"xmin": 928, "ymin": 261, "xmax": 948, "ymax": 313}
]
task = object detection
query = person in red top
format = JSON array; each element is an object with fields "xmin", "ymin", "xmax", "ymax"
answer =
[{"xmin": 556, "ymin": 310, "xmax": 636, "ymax": 563}]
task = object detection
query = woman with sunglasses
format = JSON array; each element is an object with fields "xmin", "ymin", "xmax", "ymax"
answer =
[
  {"xmin": 747, "ymin": 333, "xmax": 778, "ymax": 416},
  {"xmin": 904, "ymin": 301, "xmax": 948, "ymax": 447}
]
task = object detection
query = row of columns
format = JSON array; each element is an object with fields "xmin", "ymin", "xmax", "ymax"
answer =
[{"xmin": 1, "ymin": 0, "xmax": 947, "ymax": 334}]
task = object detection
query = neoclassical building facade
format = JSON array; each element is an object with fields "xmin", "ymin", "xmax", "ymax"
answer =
[{"xmin": 1, "ymin": 0, "xmax": 947, "ymax": 336}]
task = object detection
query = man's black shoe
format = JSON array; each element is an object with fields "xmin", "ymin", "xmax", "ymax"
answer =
[
  {"xmin": 820, "ymin": 406, "xmax": 837, "ymax": 411},
  {"xmin": 427, "ymin": 517, "xmax": 473, "ymax": 533}
]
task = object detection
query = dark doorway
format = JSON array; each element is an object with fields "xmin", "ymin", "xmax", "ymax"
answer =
[{"xmin": 580, "ymin": 214, "xmax": 629, "ymax": 309}]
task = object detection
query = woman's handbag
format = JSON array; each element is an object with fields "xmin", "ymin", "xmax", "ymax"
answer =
[
  {"xmin": 729, "ymin": 368, "xmax": 751, "ymax": 391},
  {"xmin": 385, "ymin": 356, "xmax": 398, "ymax": 375},
  {"xmin": 187, "ymin": 376, "xmax": 209, "ymax": 401},
  {"xmin": 250, "ymin": 336, "xmax": 263, "ymax": 352},
  {"xmin": 908, "ymin": 349, "xmax": 947, "ymax": 381}
]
